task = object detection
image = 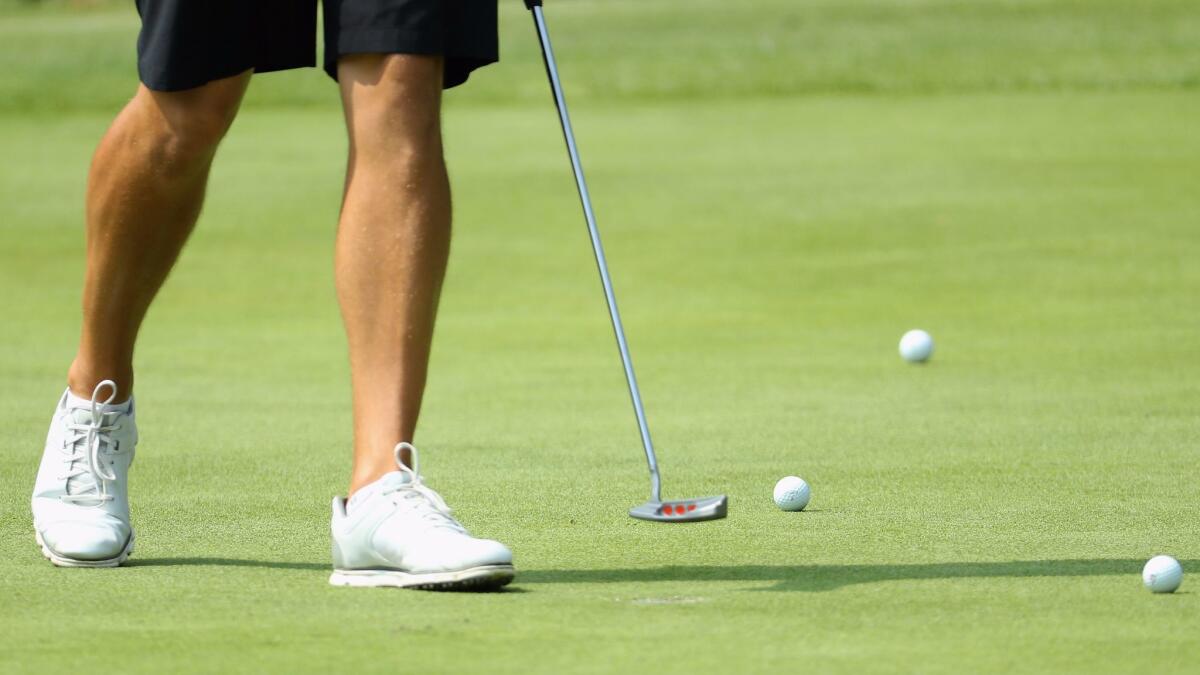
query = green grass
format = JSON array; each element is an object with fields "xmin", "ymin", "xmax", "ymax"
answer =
[
  {"xmin": 2, "ymin": 0, "xmax": 1199, "ymax": 114},
  {"xmin": 2, "ymin": 1, "xmax": 1199, "ymax": 672}
]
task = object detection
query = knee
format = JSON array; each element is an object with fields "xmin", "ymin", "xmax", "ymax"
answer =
[
  {"xmin": 164, "ymin": 109, "xmax": 235, "ymax": 160},
  {"xmin": 134, "ymin": 81, "xmax": 244, "ymax": 169},
  {"xmin": 342, "ymin": 55, "xmax": 444, "ymax": 165},
  {"xmin": 155, "ymin": 104, "xmax": 238, "ymax": 170},
  {"xmin": 350, "ymin": 102, "xmax": 443, "ymax": 167}
]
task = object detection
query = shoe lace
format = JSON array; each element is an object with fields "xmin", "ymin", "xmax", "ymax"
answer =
[
  {"xmin": 382, "ymin": 442, "xmax": 466, "ymax": 533},
  {"xmin": 60, "ymin": 380, "xmax": 122, "ymax": 505}
]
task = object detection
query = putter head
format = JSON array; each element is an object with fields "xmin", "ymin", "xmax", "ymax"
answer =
[{"xmin": 629, "ymin": 495, "xmax": 728, "ymax": 522}]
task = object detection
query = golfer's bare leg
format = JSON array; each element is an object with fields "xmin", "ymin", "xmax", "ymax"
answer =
[
  {"xmin": 335, "ymin": 55, "xmax": 450, "ymax": 495},
  {"xmin": 67, "ymin": 73, "xmax": 251, "ymax": 400}
]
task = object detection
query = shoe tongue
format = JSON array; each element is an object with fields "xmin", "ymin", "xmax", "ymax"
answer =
[
  {"xmin": 376, "ymin": 471, "xmax": 415, "ymax": 492},
  {"xmin": 64, "ymin": 387, "xmax": 130, "ymax": 418},
  {"xmin": 388, "ymin": 470, "xmax": 414, "ymax": 484},
  {"xmin": 346, "ymin": 471, "xmax": 413, "ymax": 513},
  {"xmin": 69, "ymin": 408, "xmax": 124, "ymax": 425}
]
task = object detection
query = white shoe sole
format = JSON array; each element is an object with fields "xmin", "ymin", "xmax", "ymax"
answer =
[
  {"xmin": 34, "ymin": 529, "xmax": 134, "ymax": 568},
  {"xmin": 330, "ymin": 564, "xmax": 515, "ymax": 591}
]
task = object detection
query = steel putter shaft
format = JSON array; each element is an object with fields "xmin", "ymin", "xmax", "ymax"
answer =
[{"xmin": 525, "ymin": 0, "xmax": 727, "ymax": 523}]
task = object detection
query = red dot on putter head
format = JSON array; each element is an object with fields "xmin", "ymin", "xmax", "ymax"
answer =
[
  {"xmin": 687, "ymin": 504, "xmax": 696, "ymax": 511},
  {"xmin": 662, "ymin": 505, "xmax": 673, "ymax": 514}
]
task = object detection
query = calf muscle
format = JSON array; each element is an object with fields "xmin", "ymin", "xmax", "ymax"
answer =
[
  {"xmin": 334, "ymin": 55, "xmax": 452, "ymax": 494},
  {"xmin": 69, "ymin": 73, "xmax": 251, "ymax": 400}
]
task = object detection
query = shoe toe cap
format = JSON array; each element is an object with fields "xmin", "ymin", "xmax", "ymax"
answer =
[
  {"xmin": 41, "ymin": 522, "xmax": 129, "ymax": 561},
  {"xmin": 469, "ymin": 538, "xmax": 513, "ymax": 566},
  {"xmin": 406, "ymin": 535, "xmax": 513, "ymax": 572}
]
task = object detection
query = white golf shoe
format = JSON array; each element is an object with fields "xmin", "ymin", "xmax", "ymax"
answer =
[
  {"xmin": 31, "ymin": 380, "xmax": 137, "ymax": 567},
  {"xmin": 330, "ymin": 443, "xmax": 515, "ymax": 591}
]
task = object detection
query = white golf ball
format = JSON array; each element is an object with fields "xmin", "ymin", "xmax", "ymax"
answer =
[
  {"xmin": 773, "ymin": 476, "xmax": 811, "ymax": 511},
  {"xmin": 899, "ymin": 329, "xmax": 934, "ymax": 363},
  {"xmin": 1142, "ymin": 555, "xmax": 1183, "ymax": 593}
]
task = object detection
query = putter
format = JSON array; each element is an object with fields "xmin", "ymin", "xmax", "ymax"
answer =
[{"xmin": 525, "ymin": 0, "xmax": 728, "ymax": 523}]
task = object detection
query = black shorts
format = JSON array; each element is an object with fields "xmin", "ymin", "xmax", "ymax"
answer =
[{"xmin": 135, "ymin": 0, "xmax": 498, "ymax": 92}]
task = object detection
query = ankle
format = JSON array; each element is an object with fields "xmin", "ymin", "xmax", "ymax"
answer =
[
  {"xmin": 347, "ymin": 441, "xmax": 415, "ymax": 498},
  {"xmin": 66, "ymin": 359, "xmax": 133, "ymax": 404},
  {"xmin": 347, "ymin": 466, "xmax": 399, "ymax": 499}
]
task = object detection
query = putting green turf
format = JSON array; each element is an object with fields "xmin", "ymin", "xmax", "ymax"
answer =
[{"xmin": 2, "ymin": 1, "xmax": 1199, "ymax": 672}]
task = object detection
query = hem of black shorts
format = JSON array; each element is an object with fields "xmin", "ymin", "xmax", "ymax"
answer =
[
  {"xmin": 139, "ymin": 60, "xmax": 316, "ymax": 93},
  {"xmin": 444, "ymin": 56, "xmax": 498, "ymax": 88},
  {"xmin": 324, "ymin": 28, "xmax": 498, "ymax": 89}
]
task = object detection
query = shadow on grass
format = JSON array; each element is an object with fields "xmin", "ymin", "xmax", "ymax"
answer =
[
  {"xmin": 520, "ymin": 559, "xmax": 1200, "ymax": 592},
  {"xmin": 128, "ymin": 558, "xmax": 327, "ymax": 571},
  {"xmin": 126, "ymin": 557, "xmax": 527, "ymax": 592},
  {"xmin": 125, "ymin": 558, "xmax": 1196, "ymax": 593},
  {"xmin": 127, "ymin": 557, "xmax": 526, "ymax": 592}
]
